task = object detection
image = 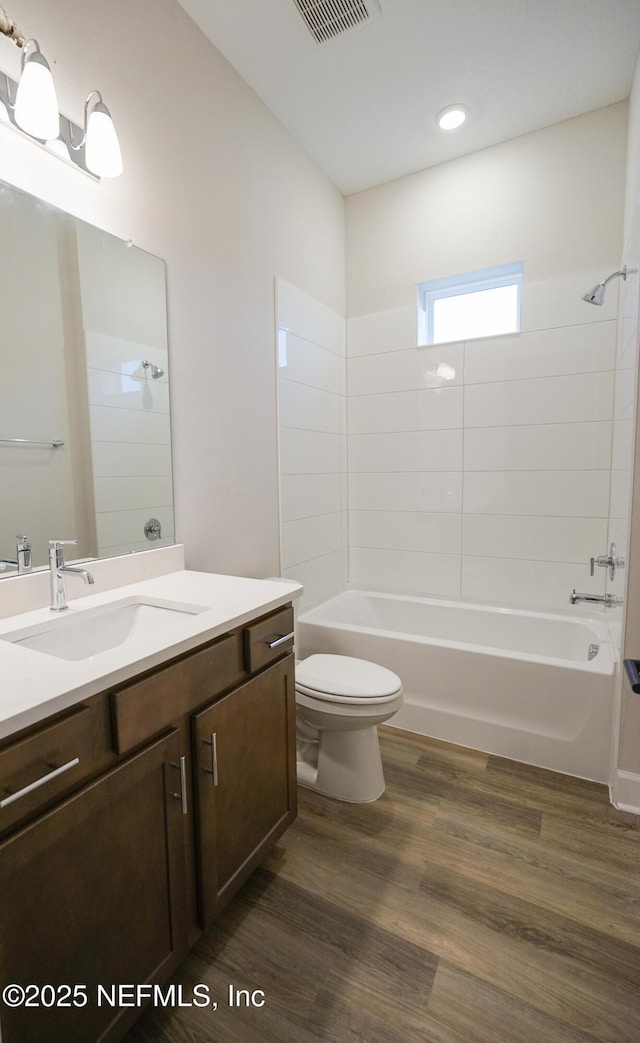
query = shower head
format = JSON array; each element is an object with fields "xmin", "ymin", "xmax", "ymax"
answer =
[
  {"xmin": 141, "ymin": 359, "xmax": 164, "ymax": 379},
  {"xmin": 582, "ymin": 265, "xmax": 629, "ymax": 306}
]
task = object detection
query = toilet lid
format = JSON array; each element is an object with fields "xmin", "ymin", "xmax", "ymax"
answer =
[{"xmin": 296, "ymin": 654, "xmax": 402, "ymax": 699}]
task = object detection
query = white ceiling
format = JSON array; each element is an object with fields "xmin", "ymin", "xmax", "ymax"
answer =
[{"xmin": 177, "ymin": 0, "xmax": 640, "ymax": 195}]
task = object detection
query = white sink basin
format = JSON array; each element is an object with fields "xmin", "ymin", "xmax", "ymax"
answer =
[{"xmin": 1, "ymin": 596, "xmax": 208, "ymax": 661}]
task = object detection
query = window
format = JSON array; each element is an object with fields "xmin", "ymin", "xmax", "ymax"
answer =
[{"xmin": 418, "ymin": 261, "xmax": 523, "ymax": 345}]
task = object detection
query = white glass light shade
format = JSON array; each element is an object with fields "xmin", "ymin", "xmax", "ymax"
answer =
[
  {"xmin": 14, "ymin": 48, "xmax": 59, "ymax": 140},
  {"xmin": 85, "ymin": 102, "xmax": 123, "ymax": 177}
]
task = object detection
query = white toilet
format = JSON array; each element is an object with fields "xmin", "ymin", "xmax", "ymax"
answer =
[{"xmin": 295, "ymin": 653, "xmax": 403, "ymax": 803}]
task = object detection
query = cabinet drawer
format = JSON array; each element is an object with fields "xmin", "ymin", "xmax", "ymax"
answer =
[
  {"xmin": 243, "ymin": 605, "xmax": 294, "ymax": 674},
  {"xmin": 112, "ymin": 633, "xmax": 243, "ymax": 754},
  {"xmin": 0, "ymin": 706, "xmax": 94, "ymax": 822}
]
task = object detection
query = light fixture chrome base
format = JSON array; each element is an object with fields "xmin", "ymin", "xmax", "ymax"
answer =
[{"xmin": 0, "ymin": 70, "xmax": 98, "ymax": 178}]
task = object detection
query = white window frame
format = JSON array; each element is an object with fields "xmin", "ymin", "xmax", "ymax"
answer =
[{"xmin": 418, "ymin": 261, "xmax": 524, "ymax": 345}]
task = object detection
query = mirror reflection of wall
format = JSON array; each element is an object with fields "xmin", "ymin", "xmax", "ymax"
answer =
[
  {"xmin": 0, "ymin": 186, "xmax": 95, "ymax": 572},
  {"xmin": 76, "ymin": 223, "xmax": 173, "ymax": 559},
  {"xmin": 0, "ymin": 180, "xmax": 175, "ymax": 576}
]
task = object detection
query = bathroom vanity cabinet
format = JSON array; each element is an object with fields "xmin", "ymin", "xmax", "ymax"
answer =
[
  {"xmin": 0, "ymin": 602, "xmax": 296, "ymax": 1043},
  {"xmin": 194, "ymin": 655, "xmax": 295, "ymax": 924}
]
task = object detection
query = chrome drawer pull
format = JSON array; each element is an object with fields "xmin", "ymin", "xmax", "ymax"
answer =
[
  {"xmin": 210, "ymin": 732, "xmax": 218, "ymax": 787},
  {"xmin": 0, "ymin": 757, "xmax": 80, "ymax": 809},
  {"xmin": 201, "ymin": 732, "xmax": 218, "ymax": 787},
  {"xmin": 265, "ymin": 631, "xmax": 294, "ymax": 650},
  {"xmin": 171, "ymin": 755, "xmax": 188, "ymax": 815}
]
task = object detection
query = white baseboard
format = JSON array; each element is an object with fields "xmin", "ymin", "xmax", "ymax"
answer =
[{"xmin": 611, "ymin": 770, "xmax": 640, "ymax": 815}]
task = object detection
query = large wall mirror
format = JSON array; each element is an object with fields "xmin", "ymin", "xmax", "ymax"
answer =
[{"xmin": 0, "ymin": 179, "xmax": 175, "ymax": 578}]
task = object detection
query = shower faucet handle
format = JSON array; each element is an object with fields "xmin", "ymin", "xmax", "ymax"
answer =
[{"xmin": 590, "ymin": 543, "xmax": 625, "ymax": 580}]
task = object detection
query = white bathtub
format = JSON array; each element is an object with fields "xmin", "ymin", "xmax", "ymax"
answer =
[{"xmin": 296, "ymin": 589, "xmax": 616, "ymax": 782}]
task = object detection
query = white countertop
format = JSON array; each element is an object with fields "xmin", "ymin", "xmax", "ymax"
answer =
[{"xmin": 0, "ymin": 569, "xmax": 302, "ymax": 741}]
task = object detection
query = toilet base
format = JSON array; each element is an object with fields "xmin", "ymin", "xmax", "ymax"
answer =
[{"xmin": 296, "ymin": 725, "xmax": 385, "ymax": 803}]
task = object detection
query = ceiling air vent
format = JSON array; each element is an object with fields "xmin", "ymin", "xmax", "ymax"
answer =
[{"xmin": 291, "ymin": 0, "xmax": 382, "ymax": 45}]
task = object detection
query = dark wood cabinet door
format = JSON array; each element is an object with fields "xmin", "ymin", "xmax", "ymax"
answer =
[
  {"xmin": 0, "ymin": 730, "xmax": 189, "ymax": 1043},
  {"xmin": 193, "ymin": 655, "xmax": 296, "ymax": 925}
]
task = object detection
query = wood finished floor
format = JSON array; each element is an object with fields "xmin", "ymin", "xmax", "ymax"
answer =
[{"xmin": 125, "ymin": 728, "xmax": 640, "ymax": 1042}]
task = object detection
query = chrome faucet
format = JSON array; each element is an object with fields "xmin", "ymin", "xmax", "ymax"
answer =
[
  {"xmin": 0, "ymin": 535, "xmax": 32, "ymax": 574},
  {"xmin": 16, "ymin": 535, "xmax": 32, "ymax": 573},
  {"xmin": 49, "ymin": 540, "xmax": 95, "ymax": 611},
  {"xmin": 590, "ymin": 542, "xmax": 625, "ymax": 581},
  {"xmin": 570, "ymin": 589, "xmax": 623, "ymax": 608}
]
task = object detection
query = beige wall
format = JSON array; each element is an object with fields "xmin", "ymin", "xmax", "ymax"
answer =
[
  {"xmin": 346, "ymin": 104, "xmax": 627, "ymax": 316},
  {"xmin": 0, "ymin": 0, "xmax": 345, "ymax": 579}
]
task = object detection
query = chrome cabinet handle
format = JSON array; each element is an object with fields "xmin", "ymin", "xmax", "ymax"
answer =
[
  {"xmin": 265, "ymin": 631, "xmax": 294, "ymax": 649},
  {"xmin": 201, "ymin": 732, "xmax": 218, "ymax": 786},
  {"xmin": 170, "ymin": 755, "xmax": 188, "ymax": 815},
  {"xmin": 0, "ymin": 757, "xmax": 80, "ymax": 809}
]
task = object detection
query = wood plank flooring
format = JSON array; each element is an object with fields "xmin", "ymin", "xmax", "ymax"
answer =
[{"xmin": 124, "ymin": 728, "xmax": 640, "ymax": 1042}]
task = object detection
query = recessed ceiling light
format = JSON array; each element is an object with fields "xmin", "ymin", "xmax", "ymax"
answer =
[{"xmin": 436, "ymin": 105, "xmax": 468, "ymax": 131}]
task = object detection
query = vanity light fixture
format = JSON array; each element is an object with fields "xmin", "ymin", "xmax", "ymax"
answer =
[
  {"xmin": 0, "ymin": 7, "xmax": 122, "ymax": 178},
  {"xmin": 71, "ymin": 91, "xmax": 123, "ymax": 178},
  {"xmin": 436, "ymin": 104, "xmax": 468, "ymax": 131},
  {"xmin": 13, "ymin": 39, "xmax": 58, "ymax": 139}
]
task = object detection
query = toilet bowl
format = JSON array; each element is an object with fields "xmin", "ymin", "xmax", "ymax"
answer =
[{"xmin": 295, "ymin": 653, "xmax": 403, "ymax": 803}]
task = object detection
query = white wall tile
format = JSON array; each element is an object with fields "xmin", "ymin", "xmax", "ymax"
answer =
[
  {"xmin": 463, "ymin": 470, "xmax": 610, "ymax": 517},
  {"xmin": 610, "ymin": 468, "xmax": 632, "ymax": 520},
  {"xmin": 464, "ymin": 422, "xmax": 612, "ymax": 471},
  {"xmin": 350, "ymin": 510, "xmax": 462, "ymax": 554},
  {"xmin": 464, "ymin": 371, "xmax": 614, "ymax": 428},
  {"xmin": 348, "ymin": 429, "xmax": 462, "ymax": 472},
  {"xmin": 282, "ymin": 272, "xmax": 628, "ymax": 612},
  {"xmin": 93, "ymin": 476, "xmax": 174, "ymax": 513},
  {"xmin": 613, "ymin": 365, "xmax": 635, "ymax": 420},
  {"xmin": 278, "ymin": 332, "xmax": 344, "ymax": 393},
  {"xmin": 619, "ymin": 273, "xmax": 640, "ymax": 320},
  {"xmin": 611, "ymin": 419, "xmax": 633, "ymax": 471},
  {"xmin": 277, "ymin": 284, "xmax": 347, "ymax": 591},
  {"xmin": 88, "ymin": 368, "xmax": 170, "ymax": 413},
  {"xmin": 279, "ymin": 428, "xmax": 342, "ymax": 475},
  {"xmin": 91, "ymin": 442, "xmax": 172, "ymax": 478},
  {"xmin": 350, "ymin": 547, "xmax": 461, "ymax": 597},
  {"xmin": 281, "ymin": 513, "xmax": 343, "ymax": 568},
  {"xmin": 278, "ymin": 379, "xmax": 343, "ymax": 434},
  {"xmin": 520, "ymin": 271, "xmax": 618, "ymax": 332},
  {"xmin": 609, "ymin": 518, "xmax": 629, "ymax": 551},
  {"xmin": 462, "ymin": 514, "xmax": 607, "ymax": 563},
  {"xmin": 348, "ymin": 342, "xmax": 463, "ymax": 396},
  {"xmin": 96, "ymin": 506, "xmax": 175, "ymax": 548},
  {"xmin": 89, "ymin": 405, "xmax": 172, "ymax": 445},
  {"xmin": 280, "ymin": 474, "xmax": 343, "ymax": 522},
  {"xmin": 349, "ymin": 472, "xmax": 463, "ymax": 513},
  {"xmin": 283, "ymin": 550, "xmax": 345, "ymax": 610},
  {"xmin": 464, "ymin": 320, "xmax": 616, "ymax": 385},
  {"xmin": 347, "ymin": 307, "xmax": 417, "ymax": 357},
  {"xmin": 348, "ymin": 387, "xmax": 463, "ymax": 434},
  {"xmin": 617, "ymin": 313, "xmax": 639, "ymax": 366},
  {"xmin": 461, "ymin": 555, "xmax": 605, "ymax": 609},
  {"xmin": 84, "ymin": 331, "xmax": 168, "ymax": 377}
]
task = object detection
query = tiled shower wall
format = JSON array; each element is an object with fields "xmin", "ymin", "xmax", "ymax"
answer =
[
  {"xmin": 347, "ymin": 270, "xmax": 621, "ymax": 610},
  {"xmin": 76, "ymin": 224, "xmax": 175, "ymax": 558},
  {"xmin": 277, "ymin": 279, "xmax": 348, "ymax": 609}
]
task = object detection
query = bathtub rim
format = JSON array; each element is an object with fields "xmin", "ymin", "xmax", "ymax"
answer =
[{"xmin": 297, "ymin": 586, "xmax": 615, "ymax": 676}]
